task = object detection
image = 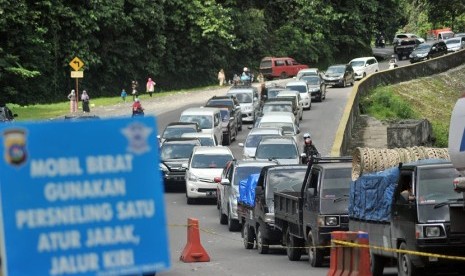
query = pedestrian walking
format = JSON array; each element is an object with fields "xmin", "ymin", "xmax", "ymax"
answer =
[
  {"xmin": 121, "ymin": 89, "xmax": 127, "ymax": 102},
  {"xmin": 146, "ymin": 77, "xmax": 156, "ymax": 97},
  {"xmin": 131, "ymin": 80, "xmax": 138, "ymax": 101},
  {"xmin": 67, "ymin": 89, "xmax": 77, "ymax": 113},
  {"xmin": 81, "ymin": 90, "xmax": 90, "ymax": 113},
  {"xmin": 218, "ymin": 69, "xmax": 225, "ymax": 86}
]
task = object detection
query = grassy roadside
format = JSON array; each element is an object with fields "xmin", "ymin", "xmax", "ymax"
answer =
[
  {"xmin": 361, "ymin": 65, "xmax": 465, "ymax": 147},
  {"xmin": 9, "ymin": 85, "xmax": 220, "ymax": 121}
]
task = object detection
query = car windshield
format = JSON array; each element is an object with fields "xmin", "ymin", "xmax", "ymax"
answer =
[
  {"xmin": 180, "ymin": 115, "xmax": 212, "ymax": 129},
  {"xmin": 349, "ymin": 61, "xmax": 365, "ymax": 67},
  {"xmin": 219, "ymin": 110, "xmax": 230, "ymax": 121},
  {"xmin": 161, "ymin": 144, "xmax": 196, "ymax": 160},
  {"xmin": 259, "ymin": 122, "xmax": 295, "ymax": 135},
  {"xmin": 417, "ymin": 167, "xmax": 461, "ymax": 204},
  {"xmin": 208, "ymin": 100, "xmax": 233, "ymax": 107},
  {"xmin": 267, "ymin": 89, "xmax": 283, "ymax": 99},
  {"xmin": 415, "ymin": 44, "xmax": 431, "ymax": 51},
  {"xmin": 320, "ymin": 168, "xmax": 352, "ymax": 199},
  {"xmin": 265, "ymin": 169, "xmax": 306, "ymax": 199},
  {"xmin": 191, "ymin": 154, "xmax": 233, "ymax": 168},
  {"xmin": 255, "ymin": 143, "xmax": 298, "ymax": 159},
  {"xmin": 446, "ymin": 39, "xmax": 461, "ymax": 45},
  {"xmin": 301, "ymin": 76, "xmax": 320, "ymax": 85},
  {"xmin": 326, "ymin": 66, "xmax": 344, "ymax": 74},
  {"xmin": 198, "ymin": 137, "xmax": 215, "ymax": 146},
  {"xmin": 286, "ymin": 85, "xmax": 307, "ymax": 93},
  {"xmin": 263, "ymin": 104, "xmax": 292, "ymax": 113},
  {"xmin": 234, "ymin": 166, "xmax": 265, "ymax": 186},
  {"xmin": 162, "ymin": 127, "xmax": 196, "ymax": 139},
  {"xmin": 297, "ymin": 71, "xmax": 317, "ymax": 78},
  {"xmin": 229, "ymin": 92, "xmax": 252, "ymax": 103},
  {"xmin": 245, "ymin": 134, "xmax": 278, "ymax": 147}
]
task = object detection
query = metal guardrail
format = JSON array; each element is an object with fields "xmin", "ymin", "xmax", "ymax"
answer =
[{"xmin": 331, "ymin": 49, "xmax": 465, "ymax": 157}]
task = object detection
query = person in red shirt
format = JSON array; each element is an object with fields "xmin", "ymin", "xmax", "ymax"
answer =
[{"xmin": 132, "ymin": 98, "xmax": 144, "ymax": 117}]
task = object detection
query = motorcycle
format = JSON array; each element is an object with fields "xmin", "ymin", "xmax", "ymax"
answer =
[
  {"xmin": 132, "ymin": 107, "xmax": 145, "ymax": 117},
  {"xmin": 301, "ymin": 137, "xmax": 320, "ymax": 164}
]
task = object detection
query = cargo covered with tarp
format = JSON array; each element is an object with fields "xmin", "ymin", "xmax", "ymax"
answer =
[{"xmin": 238, "ymin": 173, "xmax": 260, "ymax": 207}]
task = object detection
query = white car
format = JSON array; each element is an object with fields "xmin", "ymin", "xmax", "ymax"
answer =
[
  {"xmin": 238, "ymin": 127, "xmax": 284, "ymax": 159},
  {"xmin": 296, "ymin": 68, "xmax": 321, "ymax": 79},
  {"xmin": 349, "ymin": 57, "xmax": 379, "ymax": 80},
  {"xmin": 285, "ymin": 80, "xmax": 312, "ymax": 110},
  {"xmin": 276, "ymin": 90, "xmax": 303, "ymax": 121},
  {"xmin": 445, "ymin": 37, "xmax": 465, "ymax": 52},
  {"xmin": 179, "ymin": 107, "xmax": 223, "ymax": 146},
  {"xmin": 257, "ymin": 113, "xmax": 302, "ymax": 145},
  {"xmin": 184, "ymin": 146, "xmax": 234, "ymax": 204}
]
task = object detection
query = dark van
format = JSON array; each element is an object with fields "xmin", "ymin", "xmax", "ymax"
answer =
[{"xmin": 260, "ymin": 57, "xmax": 308, "ymax": 80}]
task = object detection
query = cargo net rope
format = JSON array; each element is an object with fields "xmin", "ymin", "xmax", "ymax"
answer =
[{"xmin": 351, "ymin": 146, "xmax": 450, "ymax": 181}]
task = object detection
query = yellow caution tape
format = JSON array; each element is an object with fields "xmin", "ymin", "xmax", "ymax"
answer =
[{"xmin": 333, "ymin": 239, "xmax": 465, "ymax": 261}]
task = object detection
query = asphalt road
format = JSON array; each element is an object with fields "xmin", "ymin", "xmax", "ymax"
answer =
[{"xmin": 154, "ymin": 57, "xmax": 403, "ymax": 276}]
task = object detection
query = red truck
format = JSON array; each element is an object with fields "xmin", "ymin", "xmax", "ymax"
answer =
[{"xmin": 259, "ymin": 57, "xmax": 308, "ymax": 80}]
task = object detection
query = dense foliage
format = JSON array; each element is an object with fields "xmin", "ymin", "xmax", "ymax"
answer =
[{"xmin": 0, "ymin": 0, "xmax": 463, "ymax": 105}]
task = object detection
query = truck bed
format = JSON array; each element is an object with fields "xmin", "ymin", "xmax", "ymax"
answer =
[{"xmin": 274, "ymin": 191, "xmax": 303, "ymax": 230}]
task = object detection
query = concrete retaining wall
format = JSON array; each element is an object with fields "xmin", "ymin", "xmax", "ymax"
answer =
[
  {"xmin": 331, "ymin": 49, "xmax": 465, "ymax": 157},
  {"xmin": 387, "ymin": 119, "xmax": 433, "ymax": 148}
]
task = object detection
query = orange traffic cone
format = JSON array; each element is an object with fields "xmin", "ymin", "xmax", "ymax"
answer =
[{"xmin": 180, "ymin": 218, "xmax": 210, "ymax": 263}]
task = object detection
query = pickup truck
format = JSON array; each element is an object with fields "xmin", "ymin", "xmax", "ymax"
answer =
[
  {"xmin": 238, "ymin": 165, "xmax": 307, "ymax": 254},
  {"xmin": 349, "ymin": 159, "xmax": 465, "ymax": 276},
  {"xmin": 273, "ymin": 157, "xmax": 352, "ymax": 266},
  {"xmin": 394, "ymin": 38, "xmax": 421, "ymax": 60}
]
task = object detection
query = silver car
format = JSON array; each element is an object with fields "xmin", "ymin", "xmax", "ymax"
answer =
[
  {"xmin": 216, "ymin": 160, "xmax": 277, "ymax": 231},
  {"xmin": 238, "ymin": 127, "xmax": 284, "ymax": 159},
  {"xmin": 254, "ymin": 136, "xmax": 302, "ymax": 165}
]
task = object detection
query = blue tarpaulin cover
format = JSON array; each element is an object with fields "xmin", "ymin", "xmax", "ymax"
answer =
[
  {"xmin": 238, "ymin": 173, "xmax": 260, "ymax": 206},
  {"xmin": 349, "ymin": 166, "xmax": 399, "ymax": 222}
]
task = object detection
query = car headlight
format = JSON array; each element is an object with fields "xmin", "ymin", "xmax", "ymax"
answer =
[
  {"xmin": 160, "ymin": 163, "xmax": 168, "ymax": 172},
  {"xmin": 187, "ymin": 171, "xmax": 198, "ymax": 181},
  {"xmin": 264, "ymin": 213, "xmax": 275, "ymax": 223},
  {"xmin": 318, "ymin": 215, "xmax": 339, "ymax": 226},
  {"xmin": 425, "ymin": 226, "xmax": 441, "ymax": 237}
]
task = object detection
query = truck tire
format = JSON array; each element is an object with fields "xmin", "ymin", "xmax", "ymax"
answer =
[
  {"xmin": 308, "ymin": 232, "xmax": 324, "ymax": 267},
  {"xmin": 242, "ymin": 224, "xmax": 255, "ymax": 249},
  {"xmin": 227, "ymin": 207, "xmax": 240, "ymax": 232},
  {"xmin": 256, "ymin": 226, "xmax": 269, "ymax": 254},
  {"xmin": 398, "ymin": 242, "xmax": 419, "ymax": 276},
  {"xmin": 286, "ymin": 228, "xmax": 302, "ymax": 261},
  {"xmin": 371, "ymin": 252, "xmax": 386, "ymax": 276}
]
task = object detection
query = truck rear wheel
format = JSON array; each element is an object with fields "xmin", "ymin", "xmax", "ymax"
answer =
[
  {"xmin": 286, "ymin": 228, "xmax": 302, "ymax": 261},
  {"xmin": 308, "ymin": 232, "xmax": 324, "ymax": 267},
  {"xmin": 398, "ymin": 242, "xmax": 419, "ymax": 276},
  {"xmin": 257, "ymin": 226, "xmax": 269, "ymax": 254},
  {"xmin": 242, "ymin": 224, "xmax": 255, "ymax": 249}
]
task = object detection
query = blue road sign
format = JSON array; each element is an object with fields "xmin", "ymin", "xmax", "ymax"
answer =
[{"xmin": 0, "ymin": 116, "xmax": 170, "ymax": 275}]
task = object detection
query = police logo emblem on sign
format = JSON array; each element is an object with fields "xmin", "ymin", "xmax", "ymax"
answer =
[
  {"xmin": 3, "ymin": 128, "xmax": 27, "ymax": 166},
  {"xmin": 121, "ymin": 122, "xmax": 153, "ymax": 155}
]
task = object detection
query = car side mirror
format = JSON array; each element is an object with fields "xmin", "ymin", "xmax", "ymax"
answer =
[
  {"xmin": 238, "ymin": 142, "xmax": 244, "ymax": 147},
  {"xmin": 220, "ymin": 178, "xmax": 231, "ymax": 186},
  {"xmin": 181, "ymin": 163, "xmax": 188, "ymax": 169}
]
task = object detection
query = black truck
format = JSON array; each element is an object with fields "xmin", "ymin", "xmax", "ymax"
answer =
[
  {"xmin": 238, "ymin": 165, "xmax": 307, "ymax": 254},
  {"xmin": 394, "ymin": 38, "xmax": 421, "ymax": 60},
  {"xmin": 349, "ymin": 159, "xmax": 465, "ymax": 276},
  {"xmin": 273, "ymin": 157, "xmax": 352, "ymax": 266}
]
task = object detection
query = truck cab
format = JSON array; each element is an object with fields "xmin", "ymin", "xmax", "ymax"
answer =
[
  {"xmin": 350, "ymin": 160, "xmax": 465, "ymax": 276},
  {"xmin": 274, "ymin": 157, "xmax": 352, "ymax": 266}
]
